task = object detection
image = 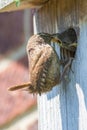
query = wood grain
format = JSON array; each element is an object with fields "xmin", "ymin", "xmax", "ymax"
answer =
[
  {"xmin": 0, "ymin": 0, "xmax": 49, "ymax": 12},
  {"xmin": 34, "ymin": 0, "xmax": 87, "ymax": 130}
]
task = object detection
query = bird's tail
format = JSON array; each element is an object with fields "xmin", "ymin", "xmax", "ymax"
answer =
[{"xmin": 8, "ymin": 82, "xmax": 32, "ymax": 91}]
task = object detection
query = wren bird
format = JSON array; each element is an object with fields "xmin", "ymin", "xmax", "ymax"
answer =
[
  {"xmin": 53, "ymin": 28, "xmax": 77, "ymax": 80},
  {"xmin": 8, "ymin": 33, "xmax": 60, "ymax": 95},
  {"xmin": 8, "ymin": 28, "xmax": 77, "ymax": 95}
]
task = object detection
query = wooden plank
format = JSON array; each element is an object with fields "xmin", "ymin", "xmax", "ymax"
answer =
[
  {"xmin": 0, "ymin": 0, "xmax": 49, "ymax": 12},
  {"xmin": 34, "ymin": 0, "xmax": 87, "ymax": 130}
]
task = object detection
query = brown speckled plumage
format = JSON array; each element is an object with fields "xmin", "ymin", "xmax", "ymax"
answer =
[
  {"xmin": 27, "ymin": 34, "xmax": 60, "ymax": 95},
  {"xmin": 8, "ymin": 28, "xmax": 77, "ymax": 95},
  {"xmin": 8, "ymin": 34, "xmax": 60, "ymax": 95}
]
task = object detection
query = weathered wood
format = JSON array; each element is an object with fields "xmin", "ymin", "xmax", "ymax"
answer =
[
  {"xmin": 34, "ymin": 0, "xmax": 87, "ymax": 130},
  {"xmin": 0, "ymin": 0, "xmax": 49, "ymax": 12}
]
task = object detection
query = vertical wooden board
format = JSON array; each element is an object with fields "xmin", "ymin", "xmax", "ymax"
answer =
[
  {"xmin": 34, "ymin": 0, "xmax": 87, "ymax": 130},
  {"xmin": 66, "ymin": 22, "xmax": 87, "ymax": 130},
  {"xmin": 34, "ymin": 1, "xmax": 68, "ymax": 130},
  {"xmin": 66, "ymin": 25, "xmax": 87, "ymax": 130},
  {"xmin": 65, "ymin": 1, "xmax": 87, "ymax": 130}
]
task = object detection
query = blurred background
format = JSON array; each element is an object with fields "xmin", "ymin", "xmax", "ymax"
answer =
[{"xmin": 0, "ymin": 9, "xmax": 37, "ymax": 130}]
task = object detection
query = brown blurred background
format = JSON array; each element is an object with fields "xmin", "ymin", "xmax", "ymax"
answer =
[{"xmin": 0, "ymin": 9, "xmax": 37, "ymax": 130}]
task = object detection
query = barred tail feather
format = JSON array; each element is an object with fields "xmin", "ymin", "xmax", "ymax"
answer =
[{"xmin": 8, "ymin": 82, "xmax": 31, "ymax": 91}]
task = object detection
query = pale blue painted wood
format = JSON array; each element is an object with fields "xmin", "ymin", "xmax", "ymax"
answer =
[
  {"xmin": 34, "ymin": 0, "xmax": 87, "ymax": 130},
  {"xmin": 66, "ymin": 23, "xmax": 87, "ymax": 130}
]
